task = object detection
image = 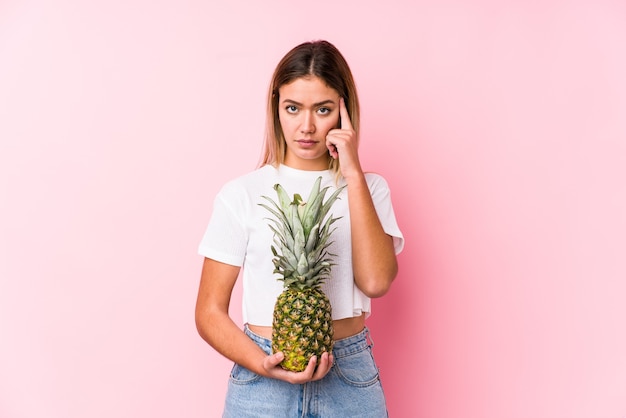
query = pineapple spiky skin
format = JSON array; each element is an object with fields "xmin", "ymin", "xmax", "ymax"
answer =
[
  {"xmin": 272, "ymin": 288, "xmax": 333, "ymax": 372},
  {"xmin": 259, "ymin": 176, "xmax": 345, "ymax": 372}
]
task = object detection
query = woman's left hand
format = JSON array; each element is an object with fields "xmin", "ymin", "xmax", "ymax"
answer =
[{"xmin": 326, "ymin": 97, "xmax": 362, "ymax": 179}]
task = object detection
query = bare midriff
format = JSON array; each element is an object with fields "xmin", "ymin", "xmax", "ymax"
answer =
[{"xmin": 247, "ymin": 313, "xmax": 367, "ymax": 340}]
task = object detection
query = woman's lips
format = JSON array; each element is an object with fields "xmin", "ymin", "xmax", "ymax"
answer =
[{"xmin": 296, "ymin": 139, "xmax": 318, "ymax": 148}]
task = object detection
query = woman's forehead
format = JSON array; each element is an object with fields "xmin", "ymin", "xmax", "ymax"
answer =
[{"xmin": 278, "ymin": 76, "xmax": 339, "ymax": 101}]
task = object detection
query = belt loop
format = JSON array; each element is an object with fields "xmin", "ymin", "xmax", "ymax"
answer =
[{"xmin": 365, "ymin": 327, "xmax": 374, "ymax": 349}]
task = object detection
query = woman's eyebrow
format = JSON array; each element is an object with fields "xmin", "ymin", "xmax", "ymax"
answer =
[{"xmin": 281, "ymin": 99, "xmax": 336, "ymax": 107}]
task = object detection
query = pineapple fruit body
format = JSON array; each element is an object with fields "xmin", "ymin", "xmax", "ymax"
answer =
[
  {"xmin": 260, "ymin": 176, "xmax": 345, "ymax": 372},
  {"xmin": 272, "ymin": 287, "xmax": 333, "ymax": 372}
]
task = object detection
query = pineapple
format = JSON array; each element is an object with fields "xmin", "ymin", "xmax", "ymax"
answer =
[{"xmin": 259, "ymin": 176, "xmax": 345, "ymax": 372}]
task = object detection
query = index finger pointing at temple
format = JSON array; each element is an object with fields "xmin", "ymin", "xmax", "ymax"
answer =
[{"xmin": 340, "ymin": 97, "xmax": 353, "ymax": 130}]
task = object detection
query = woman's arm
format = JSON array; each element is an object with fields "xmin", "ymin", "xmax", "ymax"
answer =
[
  {"xmin": 326, "ymin": 98, "xmax": 398, "ymax": 297},
  {"xmin": 345, "ymin": 176, "xmax": 398, "ymax": 297},
  {"xmin": 194, "ymin": 257, "xmax": 334, "ymax": 383}
]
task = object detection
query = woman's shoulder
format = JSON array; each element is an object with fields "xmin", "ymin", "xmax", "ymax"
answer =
[
  {"xmin": 363, "ymin": 171, "xmax": 391, "ymax": 190},
  {"xmin": 218, "ymin": 165, "xmax": 278, "ymax": 197}
]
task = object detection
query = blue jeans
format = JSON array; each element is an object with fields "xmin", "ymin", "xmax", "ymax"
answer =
[{"xmin": 223, "ymin": 326, "xmax": 389, "ymax": 418}]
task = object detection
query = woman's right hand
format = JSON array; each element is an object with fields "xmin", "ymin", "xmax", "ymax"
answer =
[
  {"xmin": 196, "ymin": 257, "xmax": 334, "ymax": 385},
  {"xmin": 262, "ymin": 351, "xmax": 334, "ymax": 384}
]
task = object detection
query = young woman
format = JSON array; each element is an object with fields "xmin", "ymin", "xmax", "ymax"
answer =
[{"xmin": 195, "ymin": 40, "xmax": 404, "ymax": 417}]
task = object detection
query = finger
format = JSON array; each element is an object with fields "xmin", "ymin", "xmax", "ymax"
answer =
[
  {"xmin": 339, "ymin": 97, "xmax": 353, "ymax": 131},
  {"xmin": 302, "ymin": 355, "xmax": 318, "ymax": 377},
  {"xmin": 264, "ymin": 352, "xmax": 284, "ymax": 370},
  {"xmin": 312, "ymin": 352, "xmax": 332, "ymax": 380},
  {"xmin": 327, "ymin": 142, "xmax": 338, "ymax": 160}
]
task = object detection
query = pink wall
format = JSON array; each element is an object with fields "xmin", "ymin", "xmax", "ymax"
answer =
[{"xmin": 1, "ymin": 1, "xmax": 625, "ymax": 417}]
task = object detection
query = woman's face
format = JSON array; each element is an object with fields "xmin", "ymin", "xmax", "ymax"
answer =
[{"xmin": 278, "ymin": 76, "xmax": 341, "ymax": 171}]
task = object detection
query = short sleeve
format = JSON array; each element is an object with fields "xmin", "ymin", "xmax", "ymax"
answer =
[
  {"xmin": 197, "ymin": 190, "xmax": 248, "ymax": 266},
  {"xmin": 367, "ymin": 174, "xmax": 405, "ymax": 254}
]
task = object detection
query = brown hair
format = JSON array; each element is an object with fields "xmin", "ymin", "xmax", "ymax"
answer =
[{"xmin": 259, "ymin": 40, "xmax": 360, "ymax": 174}]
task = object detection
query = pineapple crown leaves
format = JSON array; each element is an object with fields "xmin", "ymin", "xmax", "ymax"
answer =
[{"xmin": 259, "ymin": 176, "xmax": 346, "ymax": 290}]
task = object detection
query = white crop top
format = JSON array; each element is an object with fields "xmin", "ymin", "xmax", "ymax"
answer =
[{"xmin": 198, "ymin": 164, "xmax": 404, "ymax": 326}]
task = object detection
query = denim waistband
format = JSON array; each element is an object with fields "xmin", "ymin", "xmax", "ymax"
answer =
[{"xmin": 244, "ymin": 325, "xmax": 372, "ymax": 359}]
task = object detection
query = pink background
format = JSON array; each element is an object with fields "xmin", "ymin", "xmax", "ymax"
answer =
[{"xmin": 1, "ymin": 1, "xmax": 625, "ymax": 417}]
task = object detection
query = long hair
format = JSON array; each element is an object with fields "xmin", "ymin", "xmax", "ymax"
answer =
[{"xmin": 259, "ymin": 40, "xmax": 360, "ymax": 175}]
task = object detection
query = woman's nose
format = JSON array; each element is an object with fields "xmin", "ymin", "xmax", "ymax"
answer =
[{"xmin": 300, "ymin": 112, "xmax": 315, "ymax": 134}]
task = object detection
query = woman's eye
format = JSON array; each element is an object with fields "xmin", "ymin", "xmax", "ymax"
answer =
[
  {"xmin": 286, "ymin": 105, "xmax": 298, "ymax": 113},
  {"xmin": 318, "ymin": 107, "xmax": 331, "ymax": 115}
]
